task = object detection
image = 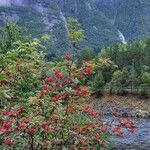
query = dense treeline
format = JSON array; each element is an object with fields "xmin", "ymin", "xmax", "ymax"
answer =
[{"xmin": 78, "ymin": 40, "xmax": 150, "ymax": 98}]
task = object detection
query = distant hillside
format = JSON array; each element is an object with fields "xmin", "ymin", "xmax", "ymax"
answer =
[{"xmin": 0, "ymin": 0, "xmax": 150, "ymax": 54}]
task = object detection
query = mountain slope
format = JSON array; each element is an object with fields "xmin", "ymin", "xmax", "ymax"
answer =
[{"xmin": 0, "ymin": 0, "xmax": 150, "ymax": 54}]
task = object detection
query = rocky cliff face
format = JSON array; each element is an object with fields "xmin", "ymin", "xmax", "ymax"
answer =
[{"xmin": 0, "ymin": 0, "xmax": 150, "ymax": 54}]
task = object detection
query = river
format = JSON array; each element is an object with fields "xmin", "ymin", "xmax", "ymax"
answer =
[{"xmin": 103, "ymin": 116, "xmax": 150, "ymax": 150}]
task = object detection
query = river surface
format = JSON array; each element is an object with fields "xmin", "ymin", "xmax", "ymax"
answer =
[{"xmin": 102, "ymin": 116, "xmax": 150, "ymax": 150}]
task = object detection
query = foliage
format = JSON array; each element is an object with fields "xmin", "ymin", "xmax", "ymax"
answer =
[
  {"xmin": 140, "ymin": 72, "xmax": 150, "ymax": 98},
  {"xmin": 0, "ymin": 54, "xmax": 135, "ymax": 150},
  {"xmin": 77, "ymin": 48, "xmax": 96, "ymax": 67},
  {"xmin": 0, "ymin": 21, "xmax": 25, "ymax": 53},
  {"xmin": 0, "ymin": 22, "xmax": 45, "ymax": 104},
  {"xmin": 107, "ymin": 70, "xmax": 124, "ymax": 94},
  {"xmin": 0, "ymin": 44, "xmax": 136, "ymax": 149},
  {"xmin": 67, "ymin": 17, "xmax": 84, "ymax": 54},
  {"xmin": 91, "ymin": 71, "xmax": 105, "ymax": 97},
  {"xmin": 96, "ymin": 40, "xmax": 150, "ymax": 97},
  {"xmin": 80, "ymin": 48, "xmax": 95, "ymax": 61}
]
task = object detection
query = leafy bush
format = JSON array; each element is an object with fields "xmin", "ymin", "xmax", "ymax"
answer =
[
  {"xmin": 0, "ymin": 53, "xmax": 136, "ymax": 149},
  {"xmin": 0, "ymin": 22, "xmax": 137, "ymax": 150}
]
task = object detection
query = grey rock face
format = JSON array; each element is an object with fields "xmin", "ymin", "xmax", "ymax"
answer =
[{"xmin": 0, "ymin": 0, "xmax": 24, "ymax": 7}]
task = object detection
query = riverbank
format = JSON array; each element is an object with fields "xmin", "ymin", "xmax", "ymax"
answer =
[
  {"xmin": 92, "ymin": 95, "xmax": 150, "ymax": 118},
  {"xmin": 92, "ymin": 95, "xmax": 150, "ymax": 150}
]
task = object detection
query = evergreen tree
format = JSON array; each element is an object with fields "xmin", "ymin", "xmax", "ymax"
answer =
[
  {"xmin": 140, "ymin": 72, "xmax": 150, "ymax": 98},
  {"xmin": 92, "ymin": 71, "xmax": 105, "ymax": 97},
  {"xmin": 108, "ymin": 70, "xmax": 124, "ymax": 94}
]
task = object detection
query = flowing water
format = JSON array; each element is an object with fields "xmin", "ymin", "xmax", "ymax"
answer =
[
  {"xmin": 118, "ymin": 30, "xmax": 127, "ymax": 44},
  {"xmin": 103, "ymin": 116, "xmax": 150, "ymax": 150}
]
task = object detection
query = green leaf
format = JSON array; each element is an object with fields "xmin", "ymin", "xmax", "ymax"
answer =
[
  {"xmin": 0, "ymin": 73, "xmax": 8, "ymax": 80},
  {"xmin": 0, "ymin": 92, "xmax": 9, "ymax": 99},
  {"xmin": 7, "ymin": 65, "xmax": 17, "ymax": 74}
]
